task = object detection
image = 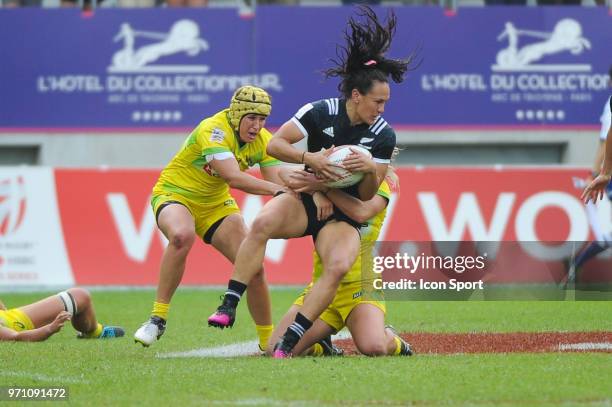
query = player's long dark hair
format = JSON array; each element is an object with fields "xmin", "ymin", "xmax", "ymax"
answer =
[{"xmin": 325, "ymin": 6, "xmax": 418, "ymax": 98}]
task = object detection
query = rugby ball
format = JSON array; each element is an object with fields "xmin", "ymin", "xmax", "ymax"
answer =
[{"xmin": 324, "ymin": 145, "xmax": 372, "ymax": 188}]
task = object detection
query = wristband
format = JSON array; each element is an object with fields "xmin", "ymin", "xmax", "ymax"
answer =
[{"xmin": 301, "ymin": 151, "xmax": 306, "ymax": 164}]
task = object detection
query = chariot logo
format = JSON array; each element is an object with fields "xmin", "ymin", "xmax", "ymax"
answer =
[
  {"xmin": 492, "ymin": 19, "xmax": 591, "ymax": 73},
  {"xmin": 0, "ymin": 176, "xmax": 27, "ymax": 237},
  {"xmin": 108, "ymin": 20, "xmax": 210, "ymax": 74}
]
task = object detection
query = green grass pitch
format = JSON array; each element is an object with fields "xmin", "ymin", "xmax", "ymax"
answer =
[{"xmin": 1, "ymin": 289, "xmax": 611, "ymax": 406}]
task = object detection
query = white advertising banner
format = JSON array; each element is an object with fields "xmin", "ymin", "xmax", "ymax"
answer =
[{"xmin": 0, "ymin": 168, "xmax": 73, "ymax": 288}]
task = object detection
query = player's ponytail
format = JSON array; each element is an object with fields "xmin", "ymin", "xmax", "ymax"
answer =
[{"xmin": 324, "ymin": 6, "xmax": 419, "ymax": 99}]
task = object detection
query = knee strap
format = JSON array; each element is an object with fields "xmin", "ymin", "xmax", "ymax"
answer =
[{"xmin": 57, "ymin": 291, "xmax": 77, "ymax": 316}]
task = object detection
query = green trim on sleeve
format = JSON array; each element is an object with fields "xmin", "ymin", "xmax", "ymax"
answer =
[
  {"xmin": 202, "ymin": 147, "xmax": 232, "ymax": 157},
  {"xmin": 259, "ymin": 159, "xmax": 282, "ymax": 168},
  {"xmin": 376, "ymin": 189, "xmax": 390, "ymax": 200}
]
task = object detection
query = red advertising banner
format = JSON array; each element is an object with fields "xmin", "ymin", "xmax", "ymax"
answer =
[{"xmin": 53, "ymin": 166, "xmax": 606, "ymax": 286}]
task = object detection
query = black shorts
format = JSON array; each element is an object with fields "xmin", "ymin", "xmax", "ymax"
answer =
[{"xmin": 300, "ymin": 193, "xmax": 362, "ymax": 241}]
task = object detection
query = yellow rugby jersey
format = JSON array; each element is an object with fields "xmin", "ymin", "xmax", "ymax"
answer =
[
  {"xmin": 153, "ymin": 109, "xmax": 281, "ymax": 206},
  {"xmin": 312, "ymin": 181, "xmax": 391, "ymax": 283}
]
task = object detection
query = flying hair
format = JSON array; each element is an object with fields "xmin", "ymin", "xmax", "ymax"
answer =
[{"xmin": 324, "ymin": 6, "xmax": 419, "ymax": 98}]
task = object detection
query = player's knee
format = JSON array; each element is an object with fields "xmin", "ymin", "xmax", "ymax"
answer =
[
  {"xmin": 168, "ymin": 228, "xmax": 196, "ymax": 251},
  {"xmin": 67, "ymin": 287, "xmax": 92, "ymax": 311},
  {"xmin": 324, "ymin": 258, "xmax": 353, "ymax": 281},
  {"xmin": 250, "ymin": 269, "xmax": 266, "ymax": 285},
  {"xmin": 356, "ymin": 339, "xmax": 387, "ymax": 357},
  {"xmin": 250, "ymin": 214, "xmax": 276, "ymax": 240}
]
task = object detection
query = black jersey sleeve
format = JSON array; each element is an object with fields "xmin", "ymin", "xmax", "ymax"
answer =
[
  {"xmin": 290, "ymin": 100, "xmax": 327, "ymax": 139},
  {"xmin": 370, "ymin": 126, "xmax": 396, "ymax": 164}
]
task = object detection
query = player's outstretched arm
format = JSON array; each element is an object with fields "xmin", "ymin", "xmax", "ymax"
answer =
[
  {"xmin": 0, "ymin": 311, "xmax": 71, "ymax": 342},
  {"xmin": 209, "ymin": 156, "xmax": 285, "ymax": 197},
  {"xmin": 260, "ymin": 164, "xmax": 285, "ymax": 186}
]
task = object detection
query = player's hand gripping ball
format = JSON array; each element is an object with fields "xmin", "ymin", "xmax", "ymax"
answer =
[{"xmin": 324, "ymin": 145, "xmax": 372, "ymax": 188}]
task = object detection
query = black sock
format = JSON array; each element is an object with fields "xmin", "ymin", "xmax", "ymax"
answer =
[
  {"xmin": 283, "ymin": 312, "xmax": 313, "ymax": 347},
  {"xmin": 223, "ymin": 280, "xmax": 247, "ymax": 307}
]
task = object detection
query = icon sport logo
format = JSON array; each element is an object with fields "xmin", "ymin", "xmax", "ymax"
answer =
[
  {"xmin": 108, "ymin": 19, "xmax": 210, "ymax": 74},
  {"xmin": 492, "ymin": 18, "xmax": 591, "ymax": 72},
  {"xmin": 0, "ymin": 176, "xmax": 27, "ymax": 237}
]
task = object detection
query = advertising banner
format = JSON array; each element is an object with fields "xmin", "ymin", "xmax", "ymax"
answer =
[
  {"xmin": 1, "ymin": 166, "xmax": 610, "ymax": 288},
  {"xmin": 0, "ymin": 168, "xmax": 73, "ymax": 287},
  {"xmin": 53, "ymin": 166, "xmax": 608, "ymax": 286},
  {"xmin": 0, "ymin": 7, "xmax": 609, "ymax": 129}
]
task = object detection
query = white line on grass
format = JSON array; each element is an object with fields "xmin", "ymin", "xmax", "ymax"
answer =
[
  {"xmin": 0, "ymin": 371, "xmax": 90, "ymax": 384},
  {"xmin": 558, "ymin": 342, "xmax": 612, "ymax": 351},
  {"xmin": 158, "ymin": 330, "xmax": 353, "ymax": 359},
  {"xmin": 159, "ymin": 339, "xmax": 260, "ymax": 358}
]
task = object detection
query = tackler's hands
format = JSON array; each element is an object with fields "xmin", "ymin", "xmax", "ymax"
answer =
[
  {"xmin": 273, "ymin": 185, "xmax": 301, "ymax": 200},
  {"xmin": 287, "ymin": 170, "xmax": 330, "ymax": 194},
  {"xmin": 342, "ymin": 147, "xmax": 377, "ymax": 174}
]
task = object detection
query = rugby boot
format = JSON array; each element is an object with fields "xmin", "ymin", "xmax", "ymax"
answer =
[
  {"xmin": 272, "ymin": 335, "xmax": 297, "ymax": 359},
  {"xmin": 77, "ymin": 325, "xmax": 125, "ymax": 339},
  {"xmin": 134, "ymin": 316, "xmax": 166, "ymax": 347},
  {"xmin": 207, "ymin": 298, "xmax": 236, "ymax": 329},
  {"xmin": 318, "ymin": 335, "xmax": 344, "ymax": 356},
  {"xmin": 386, "ymin": 325, "xmax": 414, "ymax": 356}
]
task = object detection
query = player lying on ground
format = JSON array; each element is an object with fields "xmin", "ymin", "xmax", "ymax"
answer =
[
  {"xmin": 208, "ymin": 6, "xmax": 417, "ymax": 359},
  {"xmin": 265, "ymin": 157, "xmax": 412, "ymax": 357},
  {"xmin": 0, "ymin": 288, "xmax": 124, "ymax": 341},
  {"xmin": 135, "ymin": 86, "xmax": 290, "ymax": 350}
]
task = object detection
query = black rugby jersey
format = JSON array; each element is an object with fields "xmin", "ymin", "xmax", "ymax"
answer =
[{"xmin": 290, "ymin": 98, "xmax": 396, "ymax": 164}]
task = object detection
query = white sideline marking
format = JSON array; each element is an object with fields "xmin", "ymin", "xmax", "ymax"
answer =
[
  {"xmin": 558, "ymin": 342, "xmax": 612, "ymax": 351},
  {"xmin": 0, "ymin": 371, "xmax": 90, "ymax": 384},
  {"xmin": 159, "ymin": 340, "xmax": 260, "ymax": 358},
  {"xmin": 158, "ymin": 330, "xmax": 352, "ymax": 359}
]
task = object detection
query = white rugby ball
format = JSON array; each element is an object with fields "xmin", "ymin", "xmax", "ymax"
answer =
[{"xmin": 324, "ymin": 145, "xmax": 372, "ymax": 188}]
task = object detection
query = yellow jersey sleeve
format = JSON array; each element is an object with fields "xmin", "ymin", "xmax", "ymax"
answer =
[{"xmin": 197, "ymin": 111, "xmax": 236, "ymax": 162}]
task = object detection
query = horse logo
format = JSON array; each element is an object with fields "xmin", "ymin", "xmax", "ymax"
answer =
[
  {"xmin": 492, "ymin": 19, "xmax": 591, "ymax": 72},
  {"xmin": 109, "ymin": 20, "xmax": 209, "ymax": 73}
]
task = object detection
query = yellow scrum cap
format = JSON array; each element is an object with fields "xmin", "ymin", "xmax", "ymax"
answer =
[{"xmin": 228, "ymin": 86, "xmax": 272, "ymax": 131}]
